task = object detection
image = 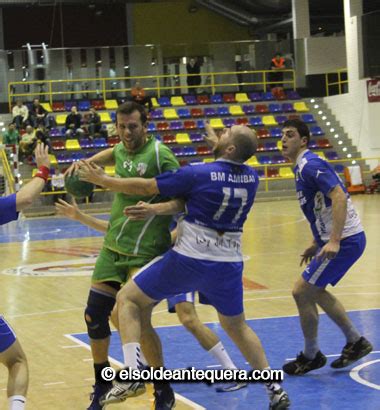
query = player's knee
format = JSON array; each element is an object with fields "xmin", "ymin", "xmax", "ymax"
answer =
[
  {"xmin": 84, "ymin": 290, "xmax": 116, "ymax": 340},
  {"xmin": 179, "ymin": 312, "xmax": 199, "ymax": 332}
]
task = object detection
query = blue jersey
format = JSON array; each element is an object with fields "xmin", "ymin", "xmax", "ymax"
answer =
[
  {"xmin": 294, "ymin": 150, "xmax": 363, "ymax": 246},
  {"xmin": 156, "ymin": 159, "xmax": 259, "ymax": 262},
  {"xmin": 0, "ymin": 194, "xmax": 18, "ymax": 226}
]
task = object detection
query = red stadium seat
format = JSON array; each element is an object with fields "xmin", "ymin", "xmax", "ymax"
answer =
[
  {"xmin": 257, "ymin": 128, "xmax": 270, "ymax": 139},
  {"xmin": 157, "ymin": 122, "xmax": 170, "ymax": 131},
  {"xmin": 184, "ymin": 120, "xmax": 197, "ymax": 129},
  {"xmin": 92, "ymin": 100, "xmax": 105, "ymax": 110},
  {"xmin": 108, "ymin": 136, "xmax": 120, "ymax": 147},
  {"xmin": 267, "ymin": 168, "xmax": 280, "ymax": 177},
  {"xmin": 52, "ymin": 102, "xmax": 65, "ymax": 112},
  {"xmin": 197, "ymin": 146, "xmax": 212, "ymax": 156},
  {"xmin": 317, "ymin": 138, "xmax": 332, "ymax": 148},
  {"xmin": 191, "ymin": 108, "xmax": 203, "ymax": 117},
  {"xmin": 197, "ymin": 95, "xmax": 210, "ymax": 105},
  {"xmin": 236, "ymin": 117, "xmax": 249, "ymax": 126},
  {"xmin": 163, "ymin": 134, "xmax": 176, "ymax": 144},
  {"xmin": 223, "ymin": 94, "xmax": 236, "ymax": 103},
  {"xmin": 255, "ymin": 104, "xmax": 269, "ymax": 113}
]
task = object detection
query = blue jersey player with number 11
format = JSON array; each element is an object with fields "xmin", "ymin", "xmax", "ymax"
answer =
[{"xmin": 78, "ymin": 123, "xmax": 290, "ymax": 410}]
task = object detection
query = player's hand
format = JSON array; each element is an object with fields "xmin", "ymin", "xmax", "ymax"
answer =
[
  {"xmin": 204, "ymin": 121, "xmax": 219, "ymax": 148},
  {"xmin": 316, "ymin": 240, "xmax": 340, "ymax": 262},
  {"xmin": 64, "ymin": 161, "xmax": 81, "ymax": 177},
  {"xmin": 34, "ymin": 143, "xmax": 50, "ymax": 168},
  {"xmin": 55, "ymin": 198, "xmax": 81, "ymax": 220},
  {"xmin": 77, "ymin": 161, "xmax": 106, "ymax": 186},
  {"xmin": 300, "ymin": 243, "xmax": 319, "ymax": 266},
  {"xmin": 124, "ymin": 201, "xmax": 157, "ymax": 220}
]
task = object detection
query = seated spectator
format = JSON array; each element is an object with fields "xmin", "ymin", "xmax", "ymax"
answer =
[
  {"xmin": 51, "ymin": 168, "xmax": 66, "ymax": 201},
  {"xmin": 2, "ymin": 123, "xmax": 20, "ymax": 146},
  {"xmin": 65, "ymin": 106, "xmax": 84, "ymax": 138},
  {"xmin": 131, "ymin": 81, "xmax": 152, "ymax": 111},
  {"xmin": 35, "ymin": 124, "xmax": 51, "ymax": 151},
  {"xmin": 30, "ymin": 98, "xmax": 49, "ymax": 128},
  {"xmin": 12, "ymin": 100, "xmax": 29, "ymax": 129},
  {"xmin": 85, "ymin": 107, "xmax": 102, "ymax": 137},
  {"xmin": 19, "ymin": 125, "xmax": 37, "ymax": 159}
]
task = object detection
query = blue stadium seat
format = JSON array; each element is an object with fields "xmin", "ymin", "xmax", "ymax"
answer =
[
  {"xmin": 204, "ymin": 107, "xmax": 217, "ymax": 117},
  {"xmin": 183, "ymin": 146, "xmax": 197, "ymax": 156},
  {"xmin": 223, "ymin": 118, "xmax": 235, "ymax": 127},
  {"xmin": 80, "ymin": 138, "xmax": 94, "ymax": 149},
  {"xmin": 150, "ymin": 109, "xmax": 164, "ymax": 120},
  {"xmin": 72, "ymin": 152, "xmax": 85, "ymax": 162},
  {"xmin": 264, "ymin": 142, "xmax": 277, "ymax": 151},
  {"xmin": 326, "ymin": 151, "xmax": 339, "ymax": 160},
  {"xmin": 110, "ymin": 112, "xmax": 116, "ymax": 122},
  {"xmin": 196, "ymin": 119, "xmax": 205, "ymax": 129},
  {"xmin": 261, "ymin": 92, "xmax": 275, "ymax": 101},
  {"xmin": 178, "ymin": 108, "xmax": 191, "ymax": 118},
  {"xmin": 249, "ymin": 117, "xmax": 263, "ymax": 126},
  {"xmin": 275, "ymin": 115, "xmax": 287, "ymax": 125},
  {"xmin": 308, "ymin": 140, "xmax": 318, "ymax": 149},
  {"xmin": 302, "ymin": 114, "xmax": 316, "ymax": 123},
  {"xmin": 334, "ymin": 164, "xmax": 344, "ymax": 173},
  {"xmin": 249, "ymin": 93, "xmax": 262, "ymax": 102},
  {"xmin": 190, "ymin": 133, "xmax": 203, "ymax": 142},
  {"xmin": 64, "ymin": 101, "xmax": 76, "ymax": 111},
  {"xmin": 170, "ymin": 121, "xmax": 183, "ymax": 130},
  {"xmin": 286, "ymin": 90, "xmax": 301, "ymax": 100},
  {"xmin": 310, "ymin": 126, "xmax": 325, "ymax": 136},
  {"xmin": 211, "ymin": 94, "xmax": 223, "ymax": 104},
  {"xmin": 272, "ymin": 155, "xmax": 286, "ymax": 163},
  {"xmin": 184, "ymin": 95, "xmax": 197, "ymax": 105},
  {"xmin": 259, "ymin": 155, "xmax": 271, "ymax": 164},
  {"xmin": 282, "ymin": 103, "xmax": 295, "ymax": 113},
  {"xmin": 243, "ymin": 105, "xmax": 255, "ymax": 115},
  {"xmin": 270, "ymin": 128, "xmax": 282, "ymax": 138},
  {"xmin": 158, "ymin": 97, "xmax": 171, "ymax": 107},
  {"xmin": 147, "ymin": 123, "xmax": 156, "ymax": 132},
  {"xmin": 217, "ymin": 106, "xmax": 229, "ymax": 116},
  {"xmin": 171, "ymin": 146, "xmax": 184, "ymax": 156},
  {"xmin": 78, "ymin": 100, "xmax": 91, "ymax": 111},
  {"xmin": 269, "ymin": 104, "xmax": 282, "ymax": 113},
  {"xmin": 93, "ymin": 137, "xmax": 108, "ymax": 148}
]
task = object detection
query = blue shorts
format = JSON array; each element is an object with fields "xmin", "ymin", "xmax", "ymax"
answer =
[
  {"xmin": 166, "ymin": 292, "xmax": 210, "ymax": 313},
  {"xmin": 134, "ymin": 250, "xmax": 244, "ymax": 316},
  {"xmin": 302, "ymin": 232, "xmax": 366, "ymax": 288},
  {"xmin": 0, "ymin": 316, "xmax": 17, "ymax": 353}
]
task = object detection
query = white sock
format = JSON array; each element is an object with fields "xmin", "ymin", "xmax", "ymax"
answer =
[
  {"xmin": 208, "ymin": 342, "xmax": 236, "ymax": 369},
  {"xmin": 340, "ymin": 324, "xmax": 361, "ymax": 344},
  {"xmin": 8, "ymin": 395, "xmax": 26, "ymax": 410},
  {"xmin": 122, "ymin": 343, "xmax": 141, "ymax": 369},
  {"xmin": 263, "ymin": 367, "xmax": 282, "ymax": 396}
]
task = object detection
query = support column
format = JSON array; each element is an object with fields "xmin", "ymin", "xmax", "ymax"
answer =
[{"xmin": 292, "ymin": 0, "xmax": 310, "ymax": 88}]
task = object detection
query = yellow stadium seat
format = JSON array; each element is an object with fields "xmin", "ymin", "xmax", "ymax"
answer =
[
  {"xmin": 49, "ymin": 154, "xmax": 57, "ymax": 165},
  {"xmin": 294, "ymin": 102, "xmax": 309, "ymax": 112},
  {"xmin": 314, "ymin": 151, "xmax": 326, "ymax": 159},
  {"xmin": 277, "ymin": 141, "xmax": 283, "ymax": 150},
  {"xmin": 279, "ymin": 167, "xmax": 294, "ymax": 178},
  {"xmin": 100, "ymin": 112, "xmax": 112, "ymax": 123},
  {"xmin": 105, "ymin": 100, "xmax": 118, "ymax": 110},
  {"xmin": 171, "ymin": 96, "xmax": 185, "ymax": 106},
  {"xmin": 151, "ymin": 97, "xmax": 159, "ymax": 108},
  {"xmin": 56, "ymin": 114, "xmax": 67, "ymax": 125},
  {"xmin": 229, "ymin": 105, "xmax": 244, "ymax": 116},
  {"xmin": 210, "ymin": 118, "xmax": 224, "ymax": 129},
  {"xmin": 163, "ymin": 109, "xmax": 179, "ymax": 120},
  {"xmin": 176, "ymin": 133, "xmax": 191, "ymax": 144},
  {"xmin": 245, "ymin": 156, "xmax": 259, "ymax": 167},
  {"xmin": 203, "ymin": 158, "xmax": 214, "ymax": 163},
  {"xmin": 262, "ymin": 115, "xmax": 278, "ymax": 126},
  {"xmin": 41, "ymin": 103, "xmax": 52, "ymax": 112},
  {"xmin": 65, "ymin": 139, "xmax": 80, "ymax": 150},
  {"xmin": 236, "ymin": 93, "xmax": 250, "ymax": 103},
  {"xmin": 105, "ymin": 166, "xmax": 115, "ymax": 176}
]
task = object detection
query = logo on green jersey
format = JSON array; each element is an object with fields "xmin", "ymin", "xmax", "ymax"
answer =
[{"xmin": 137, "ymin": 162, "xmax": 148, "ymax": 176}]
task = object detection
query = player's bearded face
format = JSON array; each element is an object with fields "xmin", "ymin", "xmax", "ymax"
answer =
[{"xmin": 117, "ymin": 112, "xmax": 147, "ymax": 152}]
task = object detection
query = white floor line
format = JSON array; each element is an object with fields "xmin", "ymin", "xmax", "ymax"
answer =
[
  {"xmin": 61, "ymin": 344, "xmax": 85, "ymax": 349},
  {"xmin": 350, "ymin": 359, "xmax": 380, "ymax": 391},
  {"xmin": 64, "ymin": 334, "xmax": 206, "ymax": 410},
  {"xmin": 43, "ymin": 381, "xmax": 65, "ymax": 386}
]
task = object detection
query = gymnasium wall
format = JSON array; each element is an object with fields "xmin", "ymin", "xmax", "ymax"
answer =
[{"xmin": 130, "ymin": 0, "xmax": 250, "ymax": 46}]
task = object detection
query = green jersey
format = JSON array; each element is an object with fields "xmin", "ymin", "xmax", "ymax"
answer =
[{"xmin": 103, "ymin": 136, "xmax": 179, "ymax": 265}]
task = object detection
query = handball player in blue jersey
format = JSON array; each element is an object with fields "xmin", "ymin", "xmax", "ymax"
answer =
[
  {"xmin": 0, "ymin": 143, "xmax": 50, "ymax": 410},
  {"xmin": 280, "ymin": 119, "xmax": 372, "ymax": 375},
  {"xmin": 79, "ymin": 124, "xmax": 290, "ymax": 409}
]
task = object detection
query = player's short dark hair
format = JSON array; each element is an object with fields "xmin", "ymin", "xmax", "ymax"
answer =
[
  {"xmin": 282, "ymin": 119, "xmax": 310, "ymax": 144},
  {"xmin": 116, "ymin": 101, "xmax": 148, "ymax": 125},
  {"xmin": 232, "ymin": 129, "xmax": 258, "ymax": 163}
]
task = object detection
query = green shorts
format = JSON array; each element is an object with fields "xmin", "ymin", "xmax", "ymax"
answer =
[{"xmin": 92, "ymin": 247, "xmax": 152, "ymax": 284}]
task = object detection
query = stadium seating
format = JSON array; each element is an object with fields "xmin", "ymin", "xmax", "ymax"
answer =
[
  {"xmin": 236, "ymin": 118, "xmax": 249, "ymax": 126},
  {"xmin": 65, "ymin": 139, "xmax": 80, "ymax": 150},
  {"xmin": 92, "ymin": 100, "xmax": 105, "ymax": 110},
  {"xmin": 210, "ymin": 118, "xmax": 224, "ymax": 128},
  {"xmin": 164, "ymin": 109, "xmax": 178, "ymax": 120},
  {"xmin": 223, "ymin": 94, "xmax": 235, "ymax": 103},
  {"xmin": 267, "ymin": 168, "xmax": 279, "ymax": 177},
  {"xmin": 294, "ymin": 102, "xmax": 309, "ymax": 112},
  {"xmin": 270, "ymin": 128, "xmax": 282, "ymax": 138},
  {"xmin": 52, "ymin": 141, "xmax": 65, "ymax": 151},
  {"xmin": 262, "ymin": 116, "xmax": 278, "ymax": 126},
  {"xmin": 184, "ymin": 120, "xmax": 197, "ymax": 129},
  {"xmin": 163, "ymin": 135, "xmax": 176, "ymax": 144},
  {"xmin": 210, "ymin": 94, "xmax": 223, "ymax": 104},
  {"xmin": 184, "ymin": 95, "xmax": 197, "ymax": 105},
  {"xmin": 183, "ymin": 146, "xmax": 197, "ymax": 156},
  {"xmin": 151, "ymin": 97, "xmax": 160, "ymax": 108},
  {"xmin": 78, "ymin": 100, "xmax": 91, "ymax": 111},
  {"xmin": 108, "ymin": 136, "xmax": 120, "ymax": 147},
  {"xmin": 158, "ymin": 97, "xmax": 171, "ymax": 107},
  {"xmin": 79, "ymin": 138, "xmax": 94, "ymax": 149},
  {"xmin": 171, "ymin": 96, "xmax": 185, "ymax": 106},
  {"xmin": 275, "ymin": 115, "xmax": 287, "ymax": 125},
  {"xmin": 191, "ymin": 108, "xmax": 203, "ymax": 117},
  {"xmin": 302, "ymin": 114, "xmax": 316, "ymax": 123},
  {"xmin": 257, "ymin": 129, "xmax": 270, "ymax": 139},
  {"xmin": 52, "ymin": 102, "xmax": 65, "ymax": 112},
  {"xmin": 256, "ymin": 104, "xmax": 269, "ymax": 113},
  {"xmin": 314, "ymin": 151, "xmax": 326, "ymax": 159},
  {"xmin": 317, "ymin": 138, "xmax": 332, "ymax": 148},
  {"xmin": 279, "ymin": 167, "xmax": 294, "ymax": 178},
  {"xmin": 100, "ymin": 112, "xmax": 112, "ymax": 123},
  {"xmin": 197, "ymin": 146, "xmax": 212, "ymax": 156},
  {"xmin": 178, "ymin": 108, "xmax": 191, "ymax": 118},
  {"xmin": 229, "ymin": 105, "xmax": 244, "ymax": 116},
  {"xmin": 326, "ymin": 151, "xmax": 339, "ymax": 160},
  {"xmin": 236, "ymin": 93, "xmax": 250, "ymax": 103},
  {"xmin": 204, "ymin": 108, "xmax": 217, "ymax": 117},
  {"xmin": 197, "ymin": 95, "xmax": 210, "ymax": 105},
  {"xmin": 105, "ymin": 100, "xmax": 118, "ymax": 110},
  {"xmin": 249, "ymin": 93, "xmax": 261, "ymax": 101},
  {"xmin": 64, "ymin": 101, "xmax": 76, "ymax": 111},
  {"xmin": 282, "ymin": 103, "xmax": 294, "ymax": 113},
  {"xmin": 41, "ymin": 103, "xmax": 52, "ymax": 112},
  {"xmin": 223, "ymin": 118, "xmax": 235, "ymax": 127},
  {"xmin": 243, "ymin": 105, "xmax": 255, "ymax": 115},
  {"xmin": 310, "ymin": 126, "xmax": 325, "ymax": 136},
  {"xmin": 93, "ymin": 137, "xmax": 108, "ymax": 148},
  {"xmin": 217, "ymin": 106, "xmax": 229, "ymax": 116},
  {"xmin": 190, "ymin": 133, "xmax": 203, "ymax": 142},
  {"xmin": 276, "ymin": 141, "xmax": 283, "ymax": 150},
  {"xmin": 269, "ymin": 104, "xmax": 282, "ymax": 113},
  {"xmin": 56, "ymin": 114, "xmax": 67, "ymax": 125},
  {"xmin": 176, "ymin": 133, "xmax": 191, "ymax": 144},
  {"xmin": 150, "ymin": 109, "xmax": 164, "ymax": 120},
  {"xmin": 157, "ymin": 122, "xmax": 170, "ymax": 131},
  {"xmin": 147, "ymin": 123, "xmax": 156, "ymax": 132},
  {"xmin": 246, "ymin": 156, "xmax": 259, "ymax": 167},
  {"xmin": 170, "ymin": 121, "xmax": 183, "ymax": 130},
  {"xmin": 262, "ymin": 92, "xmax": 275, "ymax": 101}
]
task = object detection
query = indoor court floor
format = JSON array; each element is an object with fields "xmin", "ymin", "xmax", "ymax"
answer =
[{"xmin": 0, "ymin": 195, "xmax": 379, "ymax": 409}]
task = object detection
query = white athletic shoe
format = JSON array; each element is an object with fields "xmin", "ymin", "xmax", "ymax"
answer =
[{"xmin": 99, "ymin": 381, "xmax": 146, "ymax": 405}]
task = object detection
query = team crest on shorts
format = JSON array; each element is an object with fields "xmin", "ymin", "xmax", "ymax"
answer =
[{"xmin": 136, "ymin": 162, "xmax": 148, "ymax": 176}]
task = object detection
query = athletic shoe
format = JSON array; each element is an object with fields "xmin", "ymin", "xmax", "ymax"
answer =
[
  {"xmin": 87, "ymin": 383, "xmax": 109, "ymax": 410},
  {"xmin": 99, "ymin": 380, "xmax": 146, "ymax": 405},
  {"xmin": 153, "ymin": 386, "xmax": 176, "ymax": 410},
  {"xmin": 283, "ymin": 351, "xmax": 327, "ymax": 375},
  {"xmin": 269, "ymin": 388, "xmax": 290, "ymax": 409},
  {"xmin": 331, "ymin": 337, "xmax": 373, "ymax": 368},
  {"xmin": 215, "ymin": 382, "xmax": 248, "ymax": 393}
]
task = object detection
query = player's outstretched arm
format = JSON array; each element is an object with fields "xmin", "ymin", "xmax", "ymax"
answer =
[
  {"xmin": 124, "ymin": 199, "xmax": 185, "ymax": 220},
  {"xmin": 16, "ymin": 143, "xmax": 50, "ymax": 211},
  {"xmin": 55, "ymin": 198, "xmax": 108, "ymax": 233},
  {"xmin": 78, "ymin": 161, "xmax": 159, "ymax": 196},
  {"xmin": 64, "ymin": 148, "xmax": 115, "ymax": 176}
]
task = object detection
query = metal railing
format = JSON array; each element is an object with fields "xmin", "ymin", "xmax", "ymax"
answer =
[
  {"xmin": 325, "ymin": 68, "xmax": 348, "ymax": 96},
  {"xmin": 0, "ymin": 147, "xmax": 16, "ymax": 195},
  {"xmin": 8, "ymin": 69, "xmax": 296, "ymax": 111}
]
